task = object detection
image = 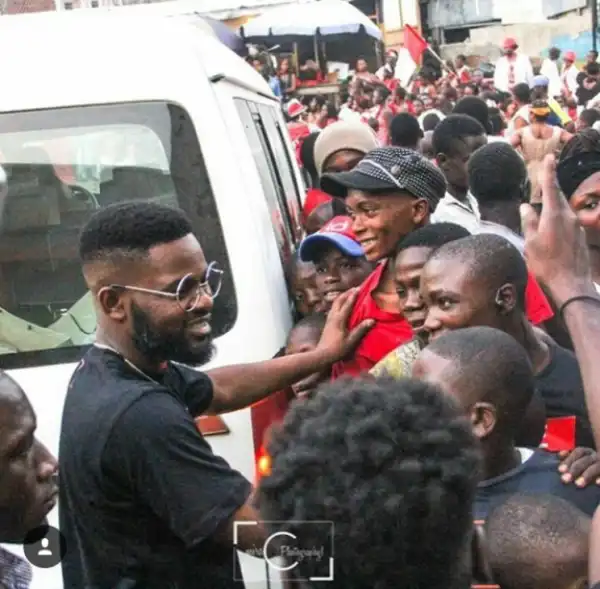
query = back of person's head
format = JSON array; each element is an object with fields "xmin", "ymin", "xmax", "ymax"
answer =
[
  {"xmin": 579, "ymin": 108, "xmax": 600, "ymax": 129},
  {"xmin": 422, "ymin": 112, "xmax": 442, "ymax": 132},
  {"xmin": 428, "ymin": 234, "xmax": 528, "ymax": 310},
  {"xmin": 588, "ymin": 62, "xmax": 600, "ymax": 76},
  {"xmin": 423, "ymin": 327, "xmax": 535, "ymax": 437},
  {"xmin": 395, "ymin": 222, "xmax": 470, "ymax": 257},
  {"xmin": 304, "ymin": 199, "xmax": 347, "ymax": 235},
  {"xmin": 453, "ymin": 96, "xmax": 493, "ymax": 134},
  {"xmin": 432, "ymin": 114, "xmax": 486, "ymax": 156},
  {"xmin": 258, "ymin": 377, "xmax": 480, "ymax": 589},
  {"xmin": 549, "ymin": 46, "xmax": 561, "ymax": 60},
  {"xmin": 468, "ymin": 142, "xmax": 527, "ymax": 205},
  {"xmin": 530, "ymin": 99, "xmax": 551, "ymax": 122},
  {"xmin": 512, "ymin": 82, "xmax": 531, "ymax": 104},
  {"xmin": 300, "ymin": 131, "xmax": 321, "ymax": 186},
  {"xmin": 486, "ymin": 493, "xmax": 590, "ymax": 589},
  {"xmin": 389, "ymin": 113, "xmax": 423, "ymax": 148},
  {"xmin": 488, "ymin": 107, "xmax": 505, "ymax": 135}
]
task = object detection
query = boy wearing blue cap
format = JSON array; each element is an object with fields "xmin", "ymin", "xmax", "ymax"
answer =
[{"xmin": 299, "ymin": 216, "xmax": 373, "ymax": 311}]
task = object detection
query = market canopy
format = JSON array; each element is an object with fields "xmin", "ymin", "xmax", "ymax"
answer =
[{"xmin": 239, "ymin": 0, "xmax": 382, "ymax": 42}]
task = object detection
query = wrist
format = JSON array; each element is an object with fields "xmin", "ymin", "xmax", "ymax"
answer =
[{"xmin": 546, "ymin": 280, "xmax": 597, "ymax": 308}]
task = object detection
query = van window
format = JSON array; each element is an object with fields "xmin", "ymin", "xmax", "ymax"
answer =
[
  {"xmin": 256, "ymin": 105, "xmax": 304, "ymax": 243},
  {"xmin": 0, "ymin": 102, "xmax": 236, "ymax": 369},
  {"xmin": 234, "ymin": 99, "xmax": 298, "ymax": 266}
]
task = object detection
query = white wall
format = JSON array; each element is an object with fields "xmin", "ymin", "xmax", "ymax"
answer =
[{"xmin": 493, "ymin": 0, "xmax": 546, "ymax": 23}]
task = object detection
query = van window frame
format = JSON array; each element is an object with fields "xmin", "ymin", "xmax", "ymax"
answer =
[{"xmin": 234, "ymin": 98, "xmax": 301, "ymax": 267}]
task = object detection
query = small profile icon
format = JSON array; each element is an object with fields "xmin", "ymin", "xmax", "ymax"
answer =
[{"xmin": 23, "ymin": 525, "xmax": 66, "ymax": 569}]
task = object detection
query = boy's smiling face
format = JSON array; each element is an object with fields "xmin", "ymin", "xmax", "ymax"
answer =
[{"xmin": 314, "ymin": 244, "xmax": 373, "ymax": 310}]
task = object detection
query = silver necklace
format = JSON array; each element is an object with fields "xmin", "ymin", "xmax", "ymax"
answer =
[{"xmin": 93, "ymin": 343, "xmax": 161, "ymax": 386}]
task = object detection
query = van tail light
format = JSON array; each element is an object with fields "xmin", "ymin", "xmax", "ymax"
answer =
[{"xmin": 255, "ymin": 444, "xmax": 272, "ymax": 482}]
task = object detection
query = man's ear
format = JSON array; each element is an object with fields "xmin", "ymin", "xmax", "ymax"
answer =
[
  {"xmin": 436, "ymin": 153, "xmax": 448, "ymax": 169},
  {"xmin": 494, "ymin": 283, "xmax": 517, "ymax": 314},
  {"xmin": 97, "ymin": 286, "xmax": 127, "ymax": 322},
  {"xmin": 470, "ymin": 402, "xmax": 497, "ymax": 439},
  {"xmin": 412, "ymin": 199, "xmax": 430, "ymax": 226}
]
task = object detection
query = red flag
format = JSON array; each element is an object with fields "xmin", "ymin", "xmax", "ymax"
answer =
[{"xmin": 404, "ymin": 24, "xmax": 428, "ymax": 65}]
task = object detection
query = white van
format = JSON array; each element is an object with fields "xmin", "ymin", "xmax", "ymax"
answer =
[{"xmin": 0, "ymin": 10, "xmax": 303, "ymax": 589}]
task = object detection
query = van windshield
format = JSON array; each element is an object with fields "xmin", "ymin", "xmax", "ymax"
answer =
[{"xmin": 0, "ymin": 102, "xmax": 236, "ymax": 369}]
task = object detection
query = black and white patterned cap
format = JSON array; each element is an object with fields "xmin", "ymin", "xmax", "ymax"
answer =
[{"xmin": 320, "ymin": 146, "xmax": 447, "ymax": 212}]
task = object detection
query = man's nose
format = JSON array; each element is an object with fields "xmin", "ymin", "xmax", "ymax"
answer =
[
  {"xmin": 35, "ymin": 440, "xmax": 58, "ymax": 482},
  {"xmin": 423, "ymin": 309, "xmax": 441, "ymax": 333},
  {"xmin": 405, "ymin": 290, "xmax": 424, "ymax": 310},
  {"xmin": 306, "ymin": 288, "xmax": 321, "ymax": 306}
]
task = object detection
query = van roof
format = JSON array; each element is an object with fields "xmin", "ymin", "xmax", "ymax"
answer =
[{"xmin": 0, "ymin": 10, "xmax": 273, "ymax": 112}]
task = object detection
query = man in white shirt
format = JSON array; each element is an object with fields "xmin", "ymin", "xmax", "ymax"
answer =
[
  {"xmin": 494, "ymin": 38, "xmax": 534, "ymax": 94},
  {"xmin": 430, "ymin": 114, "xmax": 487, "ymax": 233},
  {"xmin": 541, "ymin": 47, "xmax": 562, "ymax": 98},
  {"xmin": 561, "ymin": 50, "xmax": 580, "ymax": 98}
]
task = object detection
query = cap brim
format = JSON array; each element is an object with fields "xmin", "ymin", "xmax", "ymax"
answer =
[
  {"xmin": 320, "ymin": 169, "xmax": 396, "ymax": 198},
  {"xmin": 299, "ymin": 233, "xmax": 364, "ymax": 262}
]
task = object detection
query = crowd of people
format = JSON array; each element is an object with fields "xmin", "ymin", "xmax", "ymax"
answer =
[{"xmin": 3, "ymin": 34, "xmax": 600, "ymax": 589}]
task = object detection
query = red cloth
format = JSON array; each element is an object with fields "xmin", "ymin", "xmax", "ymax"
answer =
[
  {"xmin": 525, "ymin": 272, "xmax": 554, "ymax": 325},
  {"xmin": 331, "ymin": 262, "xmax": 412, "ymax": 378},
  {"xmin": 384, "ymin": 78, "xmax": 400, "ymax": 92},
  {"xmin": 288, "ymin": 121, "xmax": 311, "ymax": 166},
  {"xmin": 303, "ymin": 189, "xmax": 332, "ymax": 220}
]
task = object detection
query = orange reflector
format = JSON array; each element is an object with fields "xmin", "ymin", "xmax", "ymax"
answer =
[
  {"xmin": 257, "ymin": 454, "xmax": 272, "ymax": 478},
  {"xmin": 196, "ymin": 415, "xmax": 230, "ymax": 436}
]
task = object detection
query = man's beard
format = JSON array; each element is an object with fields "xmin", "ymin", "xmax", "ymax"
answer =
[{"xmin": 131, "ymin": 302, "xmax": 215, "ymax": 366}]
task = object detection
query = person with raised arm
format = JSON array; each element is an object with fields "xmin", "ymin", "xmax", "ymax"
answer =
[{"xmin": 521, "ymin": 154, "xmax": 600, "ymax": 449}]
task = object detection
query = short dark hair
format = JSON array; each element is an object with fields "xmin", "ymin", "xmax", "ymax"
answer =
[
  {"xmin": 286, "ymin": 313, "xmax": 327, "ymax": 345},
  {"xmin": 395, "ymin": 222, "xmax": 470, "ymax": 257},
  {"xmin": 559, "ymin": 128, "xmax": 600, "ymax": 162},
  {"xmin": 79, "ymin": 202, "xmax": 193, "ymax": 264},
  {"xmin": 579, "ymin": 108, "xmax": 600, "ymax": 127},
  {"xmin": 588, "ymin": 62, "xmax": 600, "ymax": 76},
  {"xmin": 432, "ymin": 114, "xmax": 486, "ymax": 157},
  {"xmin": 468, "ymin": 143, "xmax": 527, "ymax": 204},
  {"xmin": 513, "ymin": 82, "xmax": 531, "ymax": 104},
  {"xmin": 428, "ymin": 234, "xmax": 529, "ymax": 310},
  {"xmin": 549, "ymin": 47, "xmax": 561, "ymax": 60},
  {"xmin": 453, "ymin": 97, "xmax": 492, "ymax": 133},
  {"xmin": 389, "ymin": 113, "xmax": 422, "ymax": 148},
  {"xmin": 456, "ymin": 54, "xmax": 467, "ymax": 61},
  {"xmin": 426, "ymin": 327, "xmax": 535, "ymax": 435},
  {"xmin": 258, "ymin": 377, "xmax": 480, "ymax": 589},
  {"xmin": 486, "ymin": 493, "xmax": 590, "ymax": 589},
  {"xmin": 422, "ymin": 112, "xmax": 442, "ymax": 132}
]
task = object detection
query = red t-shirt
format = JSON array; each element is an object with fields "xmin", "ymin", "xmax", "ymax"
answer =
[
  {"xmin": 331, "ymin": 263, "xmax": 412, "ymax": 378},
  {"xmin": 525, "ymin": 271, "xmax": 554, "ymax": 325},
  {"xmin": 331, "ymin": 264, "xmax": 554, "ymax": 379}
]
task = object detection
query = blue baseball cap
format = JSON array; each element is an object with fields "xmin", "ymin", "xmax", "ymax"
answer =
[{"xmin": 299, "ymin": 216, "xmax": 364, "ymax": 262}]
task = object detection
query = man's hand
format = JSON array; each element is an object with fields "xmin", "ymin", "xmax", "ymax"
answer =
[
  {"xmin": 520, "ymin": 154, "xmax": 595, "ymax": 305},
  {"xmin": 558, "ymin": 447, "xmax": 600, "ymax": 487},
  {"xmin": 316, "ymin": 289, "xmax": 375, "ymax": 363}
]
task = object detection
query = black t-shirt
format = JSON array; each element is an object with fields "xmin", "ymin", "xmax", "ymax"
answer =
[
  {"xmin": 59, "ymin": 346, "xmax": 252, "ymax": 589},
  {"xmin": 576, "ymin": 74, "xmax": 600, "ymax": 105},
  {"xmin": 535, "ymin": 343, "xmax": 595, "ymax": 449},
  {"xmin": 475, "ymin": 449, "xmax": 600, "ymax": 520}
]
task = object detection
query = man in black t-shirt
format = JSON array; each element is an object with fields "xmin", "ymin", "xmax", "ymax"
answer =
[
  {"xmin": 412, "ymin": 326, "xmax": 600, "ymax": 521},
  {"xmin": 419, "ymin": 233, "xmax": 595, "ymax": 449},
  {"xmin": 59, "ymin": 202, "xmax": 372, "ymax": 589}
]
